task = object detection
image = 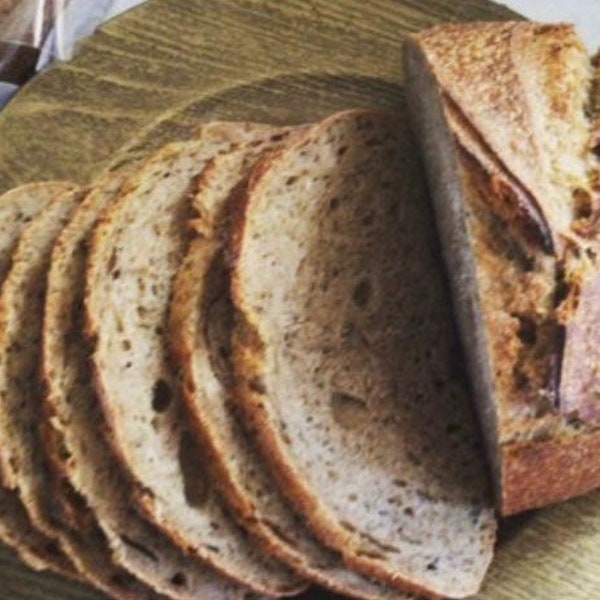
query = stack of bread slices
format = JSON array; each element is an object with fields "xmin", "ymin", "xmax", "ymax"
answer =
[{"xmin": 0, "ymin": 20, "xmax": 598, "ymax": 600}]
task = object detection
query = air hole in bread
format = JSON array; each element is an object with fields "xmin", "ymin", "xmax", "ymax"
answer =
[
  {"xmin": 514, "ymin": 368, "xmax": 530, "ymax": 390},
  {"xmin": 122, "ymin": 338, "xmax": 132, "ymax": 351},
  {"xmin": 573, "ymin": 187, "xmax": 594, "ymax": 219},
  {"xmin": 170, "ymin": 571, "xmax": 187, "ymax": 587},
  {"xmin": 178, "ymin": 430, "xmax": 210, "ymax": 508},
  {"xmin": 285, "ymin": 176, "xmax": 298, "ymax": 186},
  {"xmin": 151, "ymin": 379, "xmax": 172, "ymax": 413},
  {"xmin": 352, "ymin": 278, "xmax": 372, "ymax": 308},
  {"xmin": 112, "ymin": 269, "xmax": 121, "ymax": 280},
  {"xmin": 553, "ymin": 263, "xmax": 570, "ymax": 306},
  {"xmin": 115, "ymin": 317, "xmax": 125, "ymax": 335},
  {"xmin": 426, "ymin": 559, "xmax": 439, "ymax": 571},
  {"xmin": 331, "ymin": 391, "xmax": 368, "ymax": 428},
  {"xmin": 106, "ymin": 247, "xmax": 118, "ymax": 274},
  {"xmin": 328, "ymin": 196, "xmax": 340, "ymax": 211},
  {"xmin": 515, "ymin": 314, "xmax": 537, "ymax": 346}
]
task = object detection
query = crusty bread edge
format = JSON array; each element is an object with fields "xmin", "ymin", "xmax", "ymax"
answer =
[{"xmin": 501, "ymin": 430, "xmax": 600, "ymax": 515}]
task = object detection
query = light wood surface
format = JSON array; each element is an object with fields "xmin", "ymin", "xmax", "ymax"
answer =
[{"xmin": 2, "ymin": 1, "xmax": 599, "ymax": 599}]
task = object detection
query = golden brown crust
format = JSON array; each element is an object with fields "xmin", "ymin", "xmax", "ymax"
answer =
[
  {"xmin": 414, "ymin": 21, "xmax": 590, "ymax": 252},
  {"xmin": 501, "ymin": 430, "xmax": 600, "ymax": 515}
]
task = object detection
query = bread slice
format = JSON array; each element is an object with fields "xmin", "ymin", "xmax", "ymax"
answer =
[
  {"xmin": 0, "ymin": 184, "xmax": 175, "ymax": 599},
  {"xmin": 404, "ymin": 22, "xmax": 600, "ymax": 515},
  {"xmin": 0, "ymin": 186, "xmax": 87, "ymax": 524},
  {"xmin": 0, "ymin": 182, "xmax": 81, "ymax": 579},
  {"xmin": 230, "ymin": 109, "xmax": 496, "ymax": 599},
  {"xmin": 85, "ymin": 124, "xmax": 305, "ymax": 597},
  {"xmin": 42, "ymin": 166, "xmax": 265, "ymax": 600},
  {"xmin": 170, "ymin": 145, "xmax": 415, "ymax": 600}
]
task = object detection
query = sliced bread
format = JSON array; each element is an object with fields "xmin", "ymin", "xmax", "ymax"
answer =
[
  {"xmin": 85, "ymin": 124, "xmax": 304, "ymax": 597},
  {"xmin": 403, "ymin": 22, "xmax": 600, "ymax": 515},
  {"xmin": 0, "ymin": 182, "xmax": 80, "ymax": 579},
  {"xmin": 0, "ymin": 184, "xmax": 175, "ymax": 599},
  {"xmin": 42, "ymin": 166, "xmax": 266, "ymax": 600},
  {"xmin": 0, "ymin": 186, "xmax": 87, "ymax": 525},
  {"xmin": 230, "ymin": 109, "xmax": 496, "ymax": 599},
  {"xmin": 169, "ymin": 144, "xmax": 416, "ymax": 600}
]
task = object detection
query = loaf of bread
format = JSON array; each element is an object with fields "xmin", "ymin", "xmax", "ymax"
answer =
[
  {"xmin": 231, "ymin": 108, "xmax": 496, "ymax": 599},
  {"xmin": 14, "ymin": 82, "xmax": 600, "ymax": 596},
  {"xmin": 404, "ymin": 22, "xmax": 600, "ymax": 515}
]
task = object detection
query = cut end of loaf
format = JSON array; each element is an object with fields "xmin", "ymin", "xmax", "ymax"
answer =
[{"xmin": 405, "ymin": 22, "xmax": 600, "ymax": 516}]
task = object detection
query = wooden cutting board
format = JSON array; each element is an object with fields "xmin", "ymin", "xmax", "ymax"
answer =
[{"xmin": 1, "ymin": 1, "xmax": 599, "ymax": 599}]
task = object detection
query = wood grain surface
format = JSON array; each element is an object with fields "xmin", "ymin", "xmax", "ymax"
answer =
[{"xmin": 1, "ymin": 1, "xmax": 599, "ymax": 599}]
